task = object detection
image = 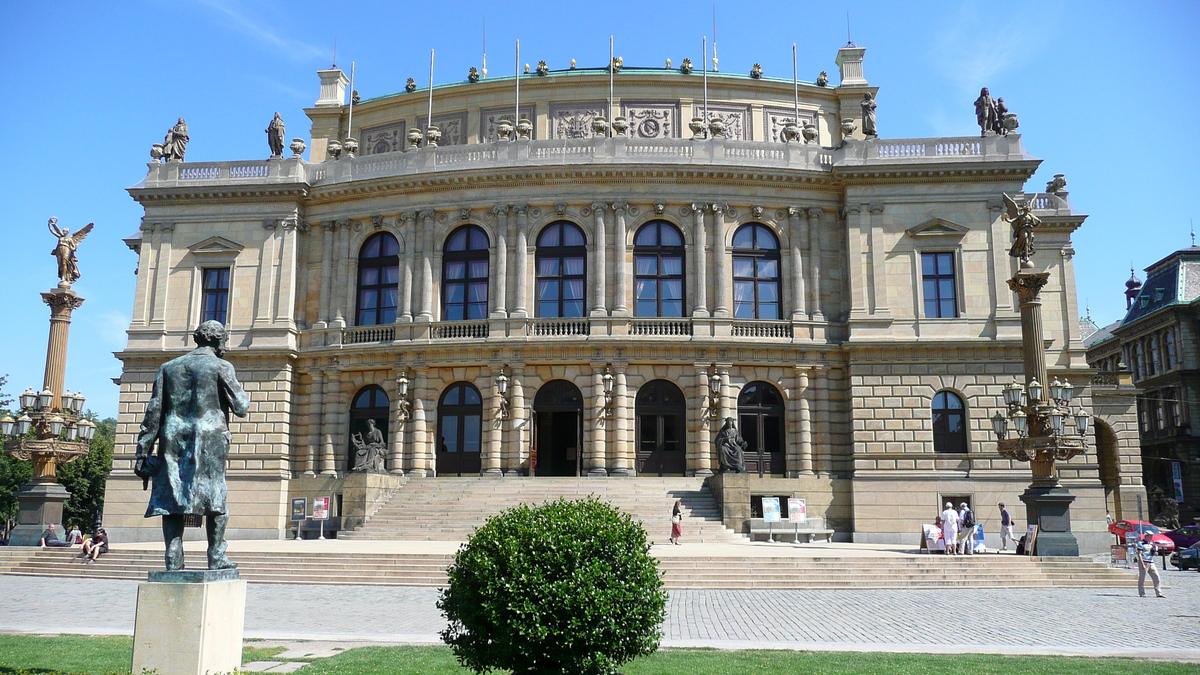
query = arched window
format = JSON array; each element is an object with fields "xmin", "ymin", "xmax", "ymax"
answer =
[
  {"xmin": 1133, "ymin": 342, "xmax": 1144, "ymax": 380},
  {"xmin": 349, "ymin": 385, "xmax": 389, "ymax": 470},
  {"xmin": 732, "ymin": 223, "xmax": 781, "ymax": 320},
  {"xmin": 442, "ymin": 225, "xmax": 490, "ymax": 321},
  {"xmin": 1165, "ymin": 330, "xmax": 1176, "ymax": 370},
  {"xmin": 356, "ymin": 233, "xmax": 400, "ymax": 326},
  {"xmin": 738, "ymin": 382, "xmax": 786, "ymax": 475},
  {"xmin": 1148, "ymin": 336, "xmax": 1160, "ymax": 375},
  {"xmin": 633, "ymin": 220, "xmax": 685, "ymax": 317},
  {"xmin": 932, "ymin": 391, "xmax": 967, "ymax": 454},
  {"xmin": 437, "ymin": 382, "xmax": 483, "ymax": 476},
  {"xmin": 536, "ymin": 221, "xmax": 587, "ymax": 317}
]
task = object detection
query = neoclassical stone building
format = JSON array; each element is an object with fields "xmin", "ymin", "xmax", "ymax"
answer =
[{"xmin": 102, "ymin": 45, "xmax": 1128, "ymax": 550}]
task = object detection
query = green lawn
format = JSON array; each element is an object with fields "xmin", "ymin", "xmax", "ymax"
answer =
[{"xmin": 0, "ymin": 635, "xmax": 1195, "ymax": 675}]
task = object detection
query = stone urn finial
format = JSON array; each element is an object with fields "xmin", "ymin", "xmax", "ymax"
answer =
[
  {"xmin": 468, "ymin": 67, "xmax": 480, "ymax": 83},
  {"xmin": 407, "ymin": 128, "xmax": 422, "ymax": 149},
  {"xmin": 750, "ymin": 63, "xmax": 763, "ymax": 79},
  {"xmin": 405, "ymin": 78, "xmax": 417, "ymax": 93},
  {"xmin": 592, "ymin": 116, "xmax": 609, "ymax": 137},
  {"xmin": 516, "ymin": 118, "xmax": 533, "ymax": 140},
  {"xmin": 801, "ymin": 122, "xmax": 818, "ymax": 144},
  {"xmin": 680, "ymin": 58, "xmax": 693, "ymax": 75},
  {"xmin": 689, "ymin": 117, "xmax": 705, "ymax": 139},
  {"xmin": 425, "ymin": 125, "xmax": 442, "ymax": 148},
  {"xmin": 289, "ymin": 138, "xmax": 306, "ymax": 158},
  {"xmin": 342, "ymin": 137, "xmax": 359, "ymax": 158},
  {"xmin": 326, "ymin": 139, "xmax": 342, "ymax": 161},
  {"xmin": 707, "ymin": 117, "xmax": 726, "ymax": 139},
  {"xmin": 781, "ymin": 121, "xmax": 800, "ymax": 143},
  {"xmin": 611, "ymin": 116, "xmax": 630, "ymax": 137},
  {"xmin": 536, "ymin": 60, "xmax": 549, "ymax": 76},
  {"xmin": 495, "ymin": 119, "xmax": 513, "ymax": 141},
  {"xmin": 840, "ymin": 117, "xmax": 858, "ymax": 137}
]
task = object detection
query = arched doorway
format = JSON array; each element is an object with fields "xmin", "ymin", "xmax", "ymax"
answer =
[
  {"xmin": 738, "ymin": 382, "xmax": 786, "ymax": 476},
  {"xmin": 437, "ymin": 382, "xmax": 483, "ymax": 476},
  {"xmin": 636, "ymin": 380, "xmax": 686, "ymax": 476},
  {"xmin": 349, "ymin": 386, "xmax": 389, "ymax": 471},
  {"xmin": 532, "ymin": 380, "xmax": 584, "ymax": 476},
  {"xmin": 1095, "ymin": 419, "xmax": 1122, "ymax": 519}
]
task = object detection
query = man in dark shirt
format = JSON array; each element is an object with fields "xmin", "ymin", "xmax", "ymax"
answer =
[
  {"xmin": 39, "ymin": 524, "xmax": 72, "ymax": 548},
  {"xmin": 998, "ymin": 503, "xmax": 1015, "ymax": 551}
]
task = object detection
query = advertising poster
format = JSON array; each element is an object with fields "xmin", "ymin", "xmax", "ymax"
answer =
[
  {"xmin": 1173, "ymin": 461, "xmax": 1185, "ymax": 502},
  {"xmin": 787, "ymin": 498, "xmax": 807, "ymax": 523},
  {"xmin": 313, "ymin": 496, "xmax": 330, "ymax": 520},
  {"xmin": 762, "ymin": 497, "xmax": 781, "ymax": 523},
  {"xmin": 290, "ymin": 497, "xmax": 307, "ymax": 522}
]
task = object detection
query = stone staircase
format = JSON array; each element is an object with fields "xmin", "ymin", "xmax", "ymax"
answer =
[
  {"xmin": 340, "ymin": 476, "xmax": 744, "ymax": 544},
  {"xmin": 0, "ymin": 547, "xmax": 1138, "ymax": 589}
]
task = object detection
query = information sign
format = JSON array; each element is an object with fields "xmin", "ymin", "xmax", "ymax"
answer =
[
  {"xmin": 762, "ymin": 497, "xmax": 781, "ymax": 523},
  {"xmin": 1025, "ymin": 524, "xmax": 1039, "ymax": 556},
  {"xmin": 313, "ymin": 496, "xmax": 330, "ymax": 520},
  {"xmin": 787, "ymin": 498, "xmax": 807, "ymax": 523},
  {"xmin": 290, "ymin": 497, "xmax": 307, "ymax": 522}
]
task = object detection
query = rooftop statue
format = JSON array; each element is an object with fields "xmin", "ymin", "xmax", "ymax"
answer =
[
  {"xmin": 406, "ymin": 78, "xmax": 417, "ymax": 93},
  {"xmin": 816, "ymin": 71, "xmax": 829, "ymax": 87},
  {"xmin": 48, "ymin": 218, "xmax": 93, "ymax": 287},
  {"xmin": 860, "ymin": 93, "xmax": 877, "ymax": 137},
  {"xmin": 974, "ymin": 87, "xmax": 1001, "ymax": 137},
  {"xmin": 1003, "ymin": 192, "xmax": 1041, "ymax": 269},
  {"xmin": 468, "ymin": 67, "xmax": 480, "ymax": 83},
  {"xmin": 266, "ymin": 112, "xmax": 286, "ymax": 158},
  {"xmin": 134, "ymin": 321, "xmax": 250, "ymax": 571},
  {"xmin": 716, "ymin": 418, "xmax": 746, "ymax": 473}
]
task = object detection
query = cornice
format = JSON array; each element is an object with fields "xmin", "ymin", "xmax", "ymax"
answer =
[{"xmin": 128, "ymin": 183, "xmax": 310, "ymax": 205}]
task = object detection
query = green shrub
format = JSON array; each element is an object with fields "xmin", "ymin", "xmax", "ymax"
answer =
[{"xmin": 438, "ymin": 496, "xmax": 668, "ymax": 675}]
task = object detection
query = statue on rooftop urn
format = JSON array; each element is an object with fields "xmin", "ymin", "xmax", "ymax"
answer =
[
  {"xmin": 974, "ymin": 87, "xmax": 1001, "ymax": 137},
  {"xmin": 816, "ymin": 71, "xmax": 829, "ymax": 87},
  {"xmin": 716, "ymin": 418, "xmax": 746, "ymax": 474},
  {"xmin": 536, "ymin": 60, "xmax": 549, "ymax": 76},
  {"xmin": 679, "ymin": 58, "xmax": 693, "ymax": 75},
  {"xmin": 134, "ymin": 321, "xmax": 250, "ymax": 571},
  {"xmin": 154, "ymin": 117, "xmax": 189, "ymax": 162},
  {"xmin": 1003, "ymin": 192, "xmax": 1041, "ymax": 269},
  {"xmin": 48, "ymin": 218, "xmax": 94, "ymax": 287},
  {"xmin": 468, "ymin": 67, "xmax": 480, "ymax": 83},
  {"xmin": 750, "ymin": 63, "xmax": 763, "ymax": 79},
  {"xmin": 266, "ymin": 112, "xmax": 286, "ymax": 158},
  {"xmin": 860, "ymin": 93, "xmax": 877, "ymax": 137},
  {"xmin": 405, "ymin": 78, "xmax": 417, "ymax": 93}
]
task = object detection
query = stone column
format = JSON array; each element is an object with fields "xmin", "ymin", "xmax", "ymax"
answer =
[
  {"xmin": 712, "ymin": 203, "xmax": 730, "ymax": 317},
  {"xmin": 610, "ymin": 367, "xmax": 630, "ymax": 476},
  {"xmin": 417, "ymin": 211, "xmax": 435, "ymax": 322},
  {"xmin": 590, "ymin": 203, "xmax": 608, "ymax": 316},
  {"xmin": 794, "ymin": 366, "xmax": 813, "ymax": 475},
  {"xmin": 274, "ymin": 219, "xmax": 298, "ymax": 327},
  {"xmin": 342, "ymin": 220, "xmax": 359, "ymax": 326},
  {"xmin": 490, "ymin": 208, "xmax": 508, "ymax": 318},
  {"xmin": 254, "ymin": 220, "xmax": 278, "ymax": 326},
  {"xmin": 806, "ymin": 208, "xmax": 824, "ymax": 320},
  {"xmin": 788, "ymin": 207, "xmax": 806, "ymax": 319},
  {"xmin": 40, "ymin": 290, "xmax": 84, "ymax": 410},
  {"xmin": 512, "ymin": 206, "xmax": 530, "ymax": 318},
  {"xmin": 332, "ymin": 220, "xmax": 351, "ymax": 327},
  {"xmin": 506, "ymin": 365, "xmax": 527, "ymax": 474},
  {"xmin": 691, "ymin": 204, "xmax": 709, "ymax": 317},
  {"xmin": 815, "ymin": 369, "xmax": 831, "ymax": 475},
  {"xmin": 305, "ymin": 370, "xmax": 322, "ymax": 475},
  {"xmin": 399, "ymin": 213, "xmax": 415, "ymax": 322},
  {"xmin": 149, "ymin": 223, "xmax": 173, "ymax": 327},
  {"xmin": 718, "ymin": 366, "xmax": 733, "ymax": 421},
  {"xmin": 131, "ymin": 221, "xmax": 155, "ymax": 327},
  {"xmin": 868, "ymin": 204, "xmax": 889, "ymax": 315},
  {"xmin": 611, "ymin": 202, "xmax": 629, "ymax": 316},
  {"xmin": 693, "ymin": 364, "xmax": 714, "ymax": 476},
  {"xmin": 846, "ymin": 205, "xmax": 868, "ymax": 318},
  {"xmin": 389, "ymin": 372, "xmax": 405, "ymax": 475},
  {"xmin": 409, "ymin": 369, "xmax": 430, "ymax": 476},
  {"xmin": 484, "ymin": 367, "xmax": 504, "ymax": 476},
  {"xmin": 317, "ymin": 221, "xmax": 335, "ymax": 327},
  {"xmin": 320, "ymin": 368, "xmax": 338, "ymax": 475},
  {"xmin": 588, "ymin": 368, "xmax": 608, "ymax": 475}
]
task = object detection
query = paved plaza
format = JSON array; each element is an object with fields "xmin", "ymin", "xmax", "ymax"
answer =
[{"xmin": 2, "ymin": 564, "xmax": 1199, "ymax": 662}]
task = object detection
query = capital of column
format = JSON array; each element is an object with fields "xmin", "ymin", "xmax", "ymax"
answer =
[
  {"xmin": 805, "ymin": 207, "xmax": 825, "ymax": 219},
  {"xmin": 262, "ymin": 219, "xmax": 279, "ymax": 230},
  {"xmin": 492, "ymin": 205, "xmax": 509, "ymax": 217},
  {"xmin": 417, "ymin": 210, "xmax": 436, "ymax": 221},
  {"xmin": 610, "ymin": 201, "xmax": 629, "ymax": 213},
  {"xmin": 711, "ymin": 202, "xmax": 728, "ymax": 214},
  {"xmin": 398, "ymin": 212, "xmax": 415, "ymax": 227},
  {"xmin": 42, "ymin": 290, "xmax": 84, "ymax": 316},
  {"xmin": 689, "ymin": 202, "xmax": 706, "ymax": 215},
  {"xmin": 322, "ymin": 220, "xmax": 338, "ymax": 232},
  {"xmin": 513, "ymin": 204, "xmax": 529, "ymax": 215},
  {"xmin": 590, "ymin": 202, "xmax": 608, "ymax": 213},
  {"xmin": 868, "ymin": 204, "xmax": 885, "ymax": 214},
  {"xmin": 1008, "ymin": 272, "xmax": 1050, "ymax": 305},
  {"xmin": 157, "ymin": 223, "xmax": 175, "ymax": 234},
  {"xmin": 787, "ymin": 206, "xmax": 803, "ymax": 218}
]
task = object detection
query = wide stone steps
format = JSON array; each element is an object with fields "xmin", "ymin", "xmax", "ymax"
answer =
[{"xmin": 0, "ymin": 548, "xmax": 1137, "ymax": 589}]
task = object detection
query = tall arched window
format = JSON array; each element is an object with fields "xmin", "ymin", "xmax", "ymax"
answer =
[
  {"xmin": 437, "ymin": 382, "xmax": 483, "ymax": 476},
  {"xmin": 356, "ymin": 233, "xmax": 400, "ymax": 326},
  {"xmin": 738, "ymin": 382, "xmax": 786, "ymax": 475},
  {"xmin": 443, "ymin": 225, "xmax": 490, "ymax": 321},
  {"xmin": 1148, "ymin": 335, "xmax": 1160, "ymax": 375},
  {"xmin": 535, "ymin": 221, "xmax": 587, "ymax": 317},
  {"xmin": 732, "ymin": 223, "xmax": 781, "ymax": 320},
  {"xmin": 932, "ymin": 391, "xmax": 967, "ymax": 453},
  {"xmin": 635, "ymin": 380, "xmax": 686, "ymax": 476},
  {"xmin": 349, "ymin": 385, "xmax": 389, "ymax": 470},
  {"xmin": 633, "ymin": 220, "xmax": 685, "ymax": 317},
  {"xmin": 1165, "ymin": 330, "xmax": 1176, "ymax": 370}
]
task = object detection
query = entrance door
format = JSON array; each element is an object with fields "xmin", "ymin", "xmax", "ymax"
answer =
[
  {"xmin": 738, "ymin": 382, "xmax": 786, "ymax": 476},
  {"xmin": 533, "ymin": 380, "xmax": 584, "ymax": 476},
  {"xmin": 437, "ymin": 382, "xmax": 483, "ymax": 476},
  {"xmin": 636, "ymin": 380, "xmax": 687, "ymax": 476}
]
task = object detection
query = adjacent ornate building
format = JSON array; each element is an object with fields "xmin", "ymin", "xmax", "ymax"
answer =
[{"xmin": 102, "ymin": 45, "xmax": 1126, "ymax": 551}]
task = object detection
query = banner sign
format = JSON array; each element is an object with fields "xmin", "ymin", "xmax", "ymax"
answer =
[
  {"xmin": 1173, "ymin": 461, "xmax": 1185, "ymax": 502},
  {"xmin": 762, "ymin": 497, "xmax": 781, "ymax": 523},
  {"xmin": 787, "ymin": 498, "xmax": 807, "ymax": 523},
  {"xmin": 313, "ymin": 496, "xmax": 330, "ymax": 521},
  {"xmin": 290, "ymin": 497, "xmax": 307, "ymax": 522}
]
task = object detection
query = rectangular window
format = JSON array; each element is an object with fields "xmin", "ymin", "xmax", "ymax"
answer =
[
  {"xmin": 921, "ymin": 252, "xmax": 958, "ymax": 318},
  {"xmin": 201, "ymin": 268, "xmax": 230, "ymax": 324}
]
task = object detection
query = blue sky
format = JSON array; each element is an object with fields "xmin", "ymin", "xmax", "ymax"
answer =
[{"xmin": 0, "ymin": 1, "xmax": 1197, "ymax": 419}]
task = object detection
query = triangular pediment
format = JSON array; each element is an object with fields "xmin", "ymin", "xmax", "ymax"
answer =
[
  {"xmin": 188, "ymin": 236, "xmax": 244, "ymax": 255},
  {"xmin": 906, "ymin": 218, "xmax": 969, "ymax": 238}
]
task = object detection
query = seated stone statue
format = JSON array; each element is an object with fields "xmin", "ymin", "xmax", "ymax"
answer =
[
  {"xmin": 351, "ymin": 419, "xmax": 387, "ymax": 473},
  {"xmin": 716, "ymin": 417, "xmax": 746, "ymax": 473}
]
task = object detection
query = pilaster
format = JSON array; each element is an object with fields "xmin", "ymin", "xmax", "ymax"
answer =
[
  {"xmin": 691, "ymin": 203, "xmax": 709, "ymax": 317},
  {"xmin": 611, "ymin": 202, "xmax": 630, "ymax": 316},
  {"xmin": 417, "ymin": 211, "xmax": 436, "ymax": 322},
  {"xmin": 512, "ymin": 205, "xmax": 530, "ymax": 318},
  {"xmin": 806, "ymin": 208, "xmax": 825, "ymax": 320},
  {"xmin": 590, "ymin": 203, "xmax": 608, "ymax": 316},
  {"xmin": 788, "ymin": 207, "xmax": 806, "ymax": 319},
  {"xmin": 712, "ymin": 203, "xmax": 730, "ymax": 317},
  {"xmin": 490, "ymin": 208, "xmax": 508, "ymax": 318}
]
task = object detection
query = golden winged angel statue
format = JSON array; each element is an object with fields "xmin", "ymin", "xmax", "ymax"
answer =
[{"xmin": 48, "ymin": 218, "xmax": 94, "ymax": 286}]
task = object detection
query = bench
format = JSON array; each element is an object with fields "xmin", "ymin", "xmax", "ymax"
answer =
[
  {"xmin": 294, "ymin": 517, "xmax": 342, "ymax": 539},
  {"xmin": 749, "ymin": 517, "xmax": 834, "ymax": 543}
]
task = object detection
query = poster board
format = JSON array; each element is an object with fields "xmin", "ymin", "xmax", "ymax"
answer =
[
  {"xmin": 313, "ymin": 496, "xmax": 330, "ymax": 520},
  {"xmin": 787, "ymin": 498, "xmax": 807, "ymax": 523},
  {"xmin": 290, "ymin": 497, "xmax": 307, "ymax": 522},
  {"xmin": 1024, "ymin": 524, "xmax": 1038, "ymax": 556},
  {"xmin": 762, "ymin": 497, "xmax": 781, "ymax": 523}
]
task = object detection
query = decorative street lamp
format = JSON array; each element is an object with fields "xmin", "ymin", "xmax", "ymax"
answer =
[
  {"xmin": 496, "ymin": 367, "xmax": 512, "ymax": 421},
  {"xmin": 601, "ymin": 366, "xmax": 615, "ymax": 419},
  {"xmin": 395, "ymin": 371, "xmax": 412, "ymax": 423},
  {"xmin": 707, "ymin": 368, "xmax": 723, "ymax": 420},
  {"xmin": 987, "ymin": 194, "xmax": 1090, "ymax": 556}
]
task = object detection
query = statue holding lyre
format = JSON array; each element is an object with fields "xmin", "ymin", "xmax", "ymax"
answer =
[{"xmin": 48, "ymin": 218, "xmax": 94, "ymax": 287}]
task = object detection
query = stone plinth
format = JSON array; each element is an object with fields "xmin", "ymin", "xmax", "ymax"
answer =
[
  {"xmin": 6, "ymin": 482, "xmax": 69, "ymax": 546},
  {"xmin": 1020, "ymin": 486, "xmax": 1080, "ymax": 557},
  {"xmin": 132, "ymin": 573, "xmax": 246, "ymax": 675}
]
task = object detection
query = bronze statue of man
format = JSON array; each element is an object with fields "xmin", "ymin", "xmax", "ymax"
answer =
[
  {"xmin": 266, "ymin": 112, "xmax": 286, "ymax": 157},
  {"xmin": 162, "ymin": 117, "xmax": 189, "ymax": 162},
  {"xmin": 974, "ymin": 87, "xmax": 999, "ymax": 137},
  {"xmin": 716, "ymin": 417, "xmax": 747, "ymax": 473},
  {"xmin": 134, "ymin": 320, "xmax": 249, "ymax": 571},
  {"xmin": 860, "ymin": 93, "xmax": 877, "ymax": 137}
]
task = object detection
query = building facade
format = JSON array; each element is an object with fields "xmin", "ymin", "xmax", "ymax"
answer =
[{"xmin": 102, "ymin": 46, "xmax": 1125, "ymax": 551}]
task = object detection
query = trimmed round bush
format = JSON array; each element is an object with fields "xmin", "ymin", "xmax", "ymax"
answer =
[{"xmin": 437, "ymin": 496, "xmax": 667, "ymax": 675}]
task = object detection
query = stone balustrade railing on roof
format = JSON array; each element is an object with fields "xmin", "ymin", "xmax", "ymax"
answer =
[{"xmin": 134, "ymin": 134, "xmax": 1032, "ymax": 190}]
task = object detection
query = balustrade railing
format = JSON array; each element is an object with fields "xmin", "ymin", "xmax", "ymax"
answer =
[
  {"xmin": 629, "ymin": 319, "xmax": 693, "ymax": 336},
  {"xmin": 343, "ymin": 325, "xmax": 395, "ymax": 344},
  {"xmin": 432, "ymin": 322, "xmax": 489, "ymax": 339},
  {"xmin": 526, "ymin": 318, "xmax": 590, "ymax": 337},
  {"xmin": 731, "ymin": 321, "xmax": 792, "ymax": 339}
]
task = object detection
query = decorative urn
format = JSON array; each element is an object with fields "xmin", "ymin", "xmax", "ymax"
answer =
[
  {"xmin": 425, "ymin": 125, "xmax": 441, "ymax": 148},
  {"xmin": 611, "ymin": 116, "xmax": 630, "ymax": 137},
  {"xmin": 840, "ymin": 117, "xmax": 858, "ymax": 137},
  {"xmin": 689, "ymin": 117, "xmax": 706, "ymax": 139},
  {"xmin": 516, "ymin": 118, "xmax": 533, "ymax": 140},
  {"xmin": 342, "ymin": 137, "xmax": 359, "ymax": 158},
  {"xmin": 592, "ymin": 116, "xmax": 609, "ymax": 137},
  {"xmin": 289, "ymin": 138, "xmax": 306, "ymax": 158},
  {"xmin": 781, "ymin": 121, "xmax": 800, "ymax": 143},
  {"xmin": 801, "ymin": 122, "xmax": 818, "ymax": 144},
  {"xmin": 326, "ymin": 139, "xmax": 342, "ymax": 161},
  {"xmin": 495, "ymin": 119, "xmax": 513, "ymax": 141},
  {"xmin": 407, "ymin": 128, "xmax": 423, "ymax": 149},
  {"xmin": 707, "ymin": 117, "xmax": 726, "ymax": 139}
]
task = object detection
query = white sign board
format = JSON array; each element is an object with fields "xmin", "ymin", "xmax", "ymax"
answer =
[
  {"xmin": 762, "ymin": 497, "xmax": 781, "ymax": 523},
  {"xmin": 787, "ymin": 498, "xmax": 807, "ymax": 523},
  {"xmin": 313, "ymin": 496, "xmax": 330, "ymax": 521}
]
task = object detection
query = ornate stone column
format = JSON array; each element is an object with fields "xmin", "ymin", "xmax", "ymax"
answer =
[
  {"xmin": 333, "ymin": 219, "xmax": 351, "ymax": 327},
  {"xmin": 794, "ymin": 366, "xmax": 813, "ymax": 475},
  {"xmin": 131, "ymin": 221, "xmax": 155, "ymax": 327},
  {"xmin": 690, "ymin": 203, "xmax": 709, "ymax": 317},
  {"xmin": 788, "ymin": 207, "xmax": 806, "ymax": 319},
  {"xmin": 417, "ymin": 211, "xmax": 436, "ymax": 322},
  {"xmin": 712, "ymin": 203, "xmax": 730, "ymax": 317},
  {"xmin": 506, "ymin": 365, "xmax": 527, "ymax": 474},
  {"xmin": 590, "ymin": 203, "xmax": 608, "ymax": 316},
  {"xmin": 718, "ymin": 365, "xmax": 733, "ymax": 421},
  {"xmin": 588, "ymin": 367, "xmax": 608, "ymax": 475},
  {"xmin": 316, "ymin": 221, "xmax": 335, "ymax": 327},
  {"xmin": 399, "ymin": 213, "xmax": 415, "ymax": 322},
  {"xmin": 806, "ymin": 208, "xmax": 824, "ymax": 320},
  {"xmin": 610, "ymin": 366, "xmax": 630, "ymax": 476},
  {"xmin": 868, "ymin": 204, "xmax": 889, "ymax": 315},
  {"xmin": 320, "ymin": 368, "xmax": 338, "ymax": 475},
  {"xmin": 305, "ymin": 370, "xmax": 322, "ymax": 475},
  {"xmin": 611, "ymin": 202, "xmax": 629, "ymax": 315},
  {"xmin": 40, "ymin": 290, "xmax": 85, "ymax": 411},
  {"xmin": 409, "ymin": 368, "xmax": 429, "ymax": 476},
  {"xmin": 491, "ymin": 208, "xmax": 509, "ymax": 318},
  {"xmin": 275, "ymin": 218, "xmax": 299, "ymax": 327},
  {"xmin": 149, "ymin": 223, "xmax": 173, "ymax": 327},
  {"xmin": 484, "ymin": 366, "xmax": 504, "ymax": 476},
  {"xmin": 342, "ymin": 219, "xmax": 359, "ymax": 326},
  {"xmin": 693, "ymin": 364, "xmax": 714, "ymax": 476},
  {"xmin": 389, "ymin": 372, "xmax": 405, "ymax": 475},
  {"xmin": 846, "ymin": 205, "xmax": 868, "ymax": 318},
  {"xmin": 255, "ymin": 220, "xmax": 278, "ymax": 326},
  {"xmin": 512, "ymin": 206, "xmax": 530, "ymax": 318}
]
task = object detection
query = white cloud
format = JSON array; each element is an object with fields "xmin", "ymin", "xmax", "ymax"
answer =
[
  {"xmin": 928, "ymin": 3, "xmax": 1063, "ymax": 98},
  {"xmin": 98, "ymin": 311, "xmax": 131, "ymax": 351},
  {"xmin": 195, "ymin": 0, "xmax": 328, "ymax": 63}
]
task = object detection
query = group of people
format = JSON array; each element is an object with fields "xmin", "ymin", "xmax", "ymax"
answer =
[
  {"xmin": 930, "ymin": 502, "xmax": 1019, "ymax": 554},
  {"xmin": 38, "ymin": 523, "xmax": 108, "ymax": 562}
]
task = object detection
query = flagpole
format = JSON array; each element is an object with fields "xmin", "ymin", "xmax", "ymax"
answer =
[
  {"xmin": 515, "ymin": 39, "xmax": 520, "ymax": 132},
  {"xmin": 347, "ymin": 61, "xmax": 356, "ymax": 140},
  {"xmin": 702, "ymin": 36, "xmax": 708, "ymax": 133},
  {"xmin": 608, "ymin": 35, "xmax": 614, "ymax": 136},
  {"xmin": 482, "ymin": 19, "xmax": 487, "ymax": 78},
  {"xmin": 427, "ymin": 49, "xmax": 435, "ymax": 131},
  {"xmin": 792, "ymin": 44, "xmax": 799, "ymax": 121}
]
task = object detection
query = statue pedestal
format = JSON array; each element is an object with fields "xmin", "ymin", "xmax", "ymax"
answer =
[
  {"xmin": 6, "ymin": 482, "xmax": 69, "ymax": 546},
  {"xmin": 132, "ymin": 570, "xmax": 246, "ymax": 675},
  {"xmin": 1019, "ymin": 485, "xmax": 1080, "ymax": 557}
]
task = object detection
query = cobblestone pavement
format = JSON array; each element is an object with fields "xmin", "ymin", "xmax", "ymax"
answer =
[{"xmin": 2, "ymin": 569, "xmax": 1199, "ymax": 661}]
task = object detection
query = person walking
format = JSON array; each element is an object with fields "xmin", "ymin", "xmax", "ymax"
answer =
[
  {"xmin": 940, "ymin": 502, "xmax": 960, "ymax": 555},
  {"xmin": 1136, "ymin": 533, "xmax": 1165, "ymax": 598},
  {"xmin": 998, "ymin": 503, "xmax": 1015, "ymax": 551},
  {"xmin": 958, "ymin": 502, "xmax": 975, "ymax": 555},
  {"xmin": 669, "ymin": 500, "xmax": 684, "ymax": 545}
]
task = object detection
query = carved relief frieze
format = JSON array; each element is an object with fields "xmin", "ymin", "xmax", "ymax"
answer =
[
  {"xmin": 480, "ymin": 105, "xmax": 536, "ymax": 142},
  {"xmin": 550, "ymin": 102, "xmax": 606, "ymax": 139},
  {"xmin": 763, "ymin": 107, "xmax": 818, "ymax": 143},
  {"xmin": 620, "ymin": 101, "xmax": 680, "ymax": 139},
  {"xmin": 692, "ymin": 104, "xmax": 750, "ymax": 140},
  {"xmin": 416, "ymin": 112, "xmax": 468, "ymax": 146},
  {"xmin": 361, "ymin": 121, "xmax": 407, "ymax": 155}
]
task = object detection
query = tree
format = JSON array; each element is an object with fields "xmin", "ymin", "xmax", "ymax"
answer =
[
  {"xmin": 438, "ymin": 496, "xmax": 667, "ymax": 675},
  {"xmin": 0, "ymin": 374, "xmax": 30, "ymax": 539},
  {"xmin": 57, "ymin": 416, "xmax": 115, "ymax": 532}
]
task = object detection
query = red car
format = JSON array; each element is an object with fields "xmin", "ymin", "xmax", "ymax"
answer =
[{"xmin": 1109, "ymin": 520, "xmax": 1176, "ymax": 551}]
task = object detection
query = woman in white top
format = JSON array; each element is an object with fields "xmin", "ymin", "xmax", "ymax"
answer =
[{"xmin": 940, "ymin": 502, "xmax": 960, "ymax": 555}]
